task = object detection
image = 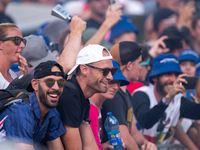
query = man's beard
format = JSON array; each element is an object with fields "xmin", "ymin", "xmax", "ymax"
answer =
[
  {"xmin": 156, "ymin": 76, "xmax": 173, "ymax": 97},
  {"xmin": 38, "ymin": 83, "xmax": 61, "ymax": 108}
]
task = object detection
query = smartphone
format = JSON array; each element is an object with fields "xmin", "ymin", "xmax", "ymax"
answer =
[
  {"xmin": 109, "ymin": 0, "xmax": 120, "ymax": 10},
  {"xmin": 181, "ymin": 76, "xmax": 198, "ymax": 89}
]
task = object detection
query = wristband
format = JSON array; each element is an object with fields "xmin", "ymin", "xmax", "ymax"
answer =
[{"xmin": 162, "ymin": 97, "xmax": 170, "ymax": 105}]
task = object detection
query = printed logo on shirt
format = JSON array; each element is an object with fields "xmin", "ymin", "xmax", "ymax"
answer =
[
  {"xmin": 155, "ymin": 126, "xmax": 175, "ymax": 144},
  {"xmin": 127, "ymin": 108, "xmax": 133, "ymax": 133}
]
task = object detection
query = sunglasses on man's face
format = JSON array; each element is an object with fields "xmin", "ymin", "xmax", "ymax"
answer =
[
  {"xmin": 140, "ymin": 58, "xmax": 150, "ymax": 66},
  {"xmin": 37, "ymin": 78, "xmax": 66, "ymax": 88},
  {"xmin": 86, "ymin": 64, "xmax": 117, "ymax": 76},
  {"xmin": 0, "ymin": 36, "xmax": 27, "ymax": 46}
]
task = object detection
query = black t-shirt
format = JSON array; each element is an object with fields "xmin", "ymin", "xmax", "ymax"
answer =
[
  {"xmin": 56, "ymin": 75, "xmax": 90, "ymax": 128},
  {"xmin": 86, "ymin": 18, "xmax": 102, "ymax": 29},
  {"xmin": 101, "ymin": 88, "xmax": 133, "ymax": 143},
  {"xmin": 0, "ymin": 12, "xmax": 14, "ymax": 23}
]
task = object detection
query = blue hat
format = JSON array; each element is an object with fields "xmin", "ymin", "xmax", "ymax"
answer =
[
  {"xmin": 149, "ymin": 54, "xmax": 183, "ymax": 84},
  {"xmin": 195, "ymin": 58, "xmax": 200, "ymax": 76},
  {"xmin": 178, "ymin": 49, "xmax": 199, "ymax": 64},
  {"xmin": 110, "ymin": 15, "xmax": 139, "ymax": 42},
  {"xmin": 112, "ymin": 60, "xmax": 130, "ymax": 86}
]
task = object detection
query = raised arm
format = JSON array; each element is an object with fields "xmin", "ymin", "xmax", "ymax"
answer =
[
  {"xmin": 85, "ymin": 5, "xmax": 122, "ymax": 46},
  {"xmin": 57, "ymin": 15, "xmax": 86, "ymax": 73}
]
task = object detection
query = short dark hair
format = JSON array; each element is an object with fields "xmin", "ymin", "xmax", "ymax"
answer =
[
  {"xmin": 141, "ymin": 46, "xmax": 149, "ymax": 62},
  {"xmin": 76, "ymin": 65, "xmax": 81, "ymax": 75}
]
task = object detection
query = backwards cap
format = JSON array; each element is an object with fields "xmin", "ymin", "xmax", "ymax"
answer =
[
  {"xmin": 34, "ymin": 60, "xmax": 66, "ymax": 79},
  {"xmin": 110, "ymin": 41, "xmax": 142, "ymax": 71}
]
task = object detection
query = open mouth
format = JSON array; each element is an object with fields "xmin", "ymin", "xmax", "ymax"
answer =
[
  {"xmin": 47, "ymin": 91, "xmax": 61, "ymax": 100},
  {"xmin": 49, "ymin": 94, "xmax": 59, "ymax": 98}
]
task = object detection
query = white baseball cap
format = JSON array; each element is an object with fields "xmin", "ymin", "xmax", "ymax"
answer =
[{"xmin": 68, "ymin": 44, "xmax": 113, "ymax": 75}]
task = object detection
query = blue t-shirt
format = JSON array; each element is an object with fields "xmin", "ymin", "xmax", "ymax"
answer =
[{"xmin": 0, "ymin": 92, "xmax": 66, "ymax": 149}]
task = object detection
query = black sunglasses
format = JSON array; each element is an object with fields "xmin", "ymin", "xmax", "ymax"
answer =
[
  {"xmin": 86, "ymin": 64, "xmax": 117, "ymax": 76},
  {"xmin": 0, "ymin": 36, "xmax": 27, "ymax": 46},
  {"xmin": 37, "ymin": 78, "xmax": 66, "ymax": 88}
]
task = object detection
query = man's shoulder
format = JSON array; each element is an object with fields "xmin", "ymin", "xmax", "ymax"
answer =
[
  {"xmin": 65, "ymin": 76, "xmax": 80, "ymax": 91},
  {"xmin": 133, "ymin": 85, "xmax": 152, "ymax": 96},
  {"xmin": 1, "ymin": 101, "xmax": 34, "ymax": 126},
  {"xmin": 9, "ymin": 102, "xmax": 32, "ymax": 117}
]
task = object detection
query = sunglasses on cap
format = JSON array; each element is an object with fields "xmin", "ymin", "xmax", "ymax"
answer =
[
  {"xmin": 37, "ymin": 78, "xmax": 66, "ymax": 88},
  {"xmin": 140, "ymin": 58, "xmax": 150, "ymax": 66},
  {"xmin": 157, "ymin": 112, "xmax": 167, "ymax": 132},
  {"xmin": 86, "ymin": 64, "xmax": 117, "ymax": 76},
  {"xmin": 0, "ymin": 36, "xmax": 27, "ymax": 46}
]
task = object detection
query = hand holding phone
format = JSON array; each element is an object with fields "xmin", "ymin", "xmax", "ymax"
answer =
[
  {"xmin": 181, "ymin": 76, "xmax": 198, "ymax": 89},
  {"xmin": 109, "ymin": 0, "xmax": 120, "ymax": 10}
]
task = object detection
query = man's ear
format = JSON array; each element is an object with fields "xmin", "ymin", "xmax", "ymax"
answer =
[
  {"xmin": 31, "ymin": 79, "xmax": 38, "ymax": 91},
  {"xmin": 126, "ymin": 61, "xmax": 133, "ymax": 71},
  {"xmin": 80, "ymin": 64, "xmax": 88, "ymax": 76}
]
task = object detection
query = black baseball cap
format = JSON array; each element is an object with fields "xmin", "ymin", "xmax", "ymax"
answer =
[
  {"xmin": 110, "ymin": 41, "xmax": 142, "ymax": 71},
  {"xmin": 34, "ymin": 60, "xmax": 66, "ymax": 79}
]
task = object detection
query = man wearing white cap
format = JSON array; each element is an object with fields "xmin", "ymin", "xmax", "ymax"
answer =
[{"xmin": 57, "ymin": 44, "xmax": 117, "ymax": 150}]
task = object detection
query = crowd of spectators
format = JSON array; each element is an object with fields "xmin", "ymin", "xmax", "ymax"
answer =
[{"xmin": 1, "ymin": 0, "xmax": 200, "ymax": 150}]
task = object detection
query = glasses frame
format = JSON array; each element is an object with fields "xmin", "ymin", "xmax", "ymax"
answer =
[
  {"xmin": 140, "ymin": 58, "xmax": 150, "ymax": 66},
  {"xmin": 37, "ymin": 78, "xmax": 66, "ymax": 88},
  {"xmin": 86, "ymin": 64, "xmax": 117, "ymax": 76},
  {"xmin": 0, "ymin": 36, "xmax": 27, "ymax": 46}
]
